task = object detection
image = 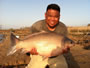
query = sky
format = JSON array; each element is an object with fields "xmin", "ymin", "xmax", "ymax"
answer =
[{"xmin": 0, "ymin": 0, "xmax": 89, "ymax": 29}]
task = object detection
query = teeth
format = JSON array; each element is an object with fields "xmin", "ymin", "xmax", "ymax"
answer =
[
  {"xmin": 51, "ymin": 22, "xmax": 54, "ymax": 24},
  {"xmin": 50, "ymin": 23, "xmax": 54, "ymax": 25}
]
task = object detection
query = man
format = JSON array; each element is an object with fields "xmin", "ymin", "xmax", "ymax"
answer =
[{"xmin": 26, "ymin": 4, "xmax": 69, "ymax": 68}]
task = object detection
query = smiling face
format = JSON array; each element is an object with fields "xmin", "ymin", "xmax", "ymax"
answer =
[{"xmin": 45, "ymin": 9, "xmax": 60, "ymax": 28}]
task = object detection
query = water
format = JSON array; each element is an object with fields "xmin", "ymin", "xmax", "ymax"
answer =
[{"xmin": 0, "ymin": 34, "xmax": 5, "ymax": 43}]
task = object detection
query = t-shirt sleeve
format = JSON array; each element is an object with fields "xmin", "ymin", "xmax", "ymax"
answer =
[
  {"xmin": 30, "ymin": 21, "xmax": 43, "ymax": 34},
  {"xmin": 57, "ymin": 22, "xmax": 68, "ymax": 36}
]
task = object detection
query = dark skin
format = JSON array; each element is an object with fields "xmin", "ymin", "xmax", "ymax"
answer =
[
  {"xmin": 30, "ymin": 9, "xmax": 69, "ymax": 55},
  {"xmin": 45, "ymin": 9, "xmax": 60, "ymax": 31}
]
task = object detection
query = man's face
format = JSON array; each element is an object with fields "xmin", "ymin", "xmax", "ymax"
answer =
[{"xmin": 45, "ymin": 9, "xmax": 60, "ymax": 28}]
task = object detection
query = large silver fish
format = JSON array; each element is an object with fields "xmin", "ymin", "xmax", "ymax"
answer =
[{"xmin": 7, "ymin": 32, "xmax": 75, "ymax": 58}]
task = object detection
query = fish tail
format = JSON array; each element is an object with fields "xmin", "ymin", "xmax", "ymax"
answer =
[{"xmin": 7, "ymin": 45, "xmax": 17, "ymax": 56}]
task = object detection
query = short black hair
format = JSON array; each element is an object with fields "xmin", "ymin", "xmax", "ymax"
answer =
[{"xmin": 46, "ymin": 4, "xmax": 60, "ymax": 13}]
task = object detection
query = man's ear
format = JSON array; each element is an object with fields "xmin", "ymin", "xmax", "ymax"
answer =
[{"xmin": 45, "ymin": 12, "xmax": 46, "ymax": 18}]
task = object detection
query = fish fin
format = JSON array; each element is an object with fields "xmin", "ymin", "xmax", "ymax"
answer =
[
  {"xmin": 7, "ymin": 46, "xmax": 28, "ymax": 56},
  {"xmin": 42, "ymin": 56, "xmax": 48, "ymax": 60},
  {"xmin": 7, "ymin": 45, "xmax": 17, "ymax": 56},
  {"xmin": 10, "ymin": 33, "xmax": 20, "ymax": 46},
  {"xmin": 21, "ymin": 49, "xmax": 28, "ymax": 54}
]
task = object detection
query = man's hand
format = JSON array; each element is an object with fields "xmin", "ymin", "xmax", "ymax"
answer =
[
  {"xmin": 62, "ymin": 46, "xmax": 70, "ymax": 54},
  {"xmin": 30, "ymin": 48, "xmax": 38, "ymax": 55}
]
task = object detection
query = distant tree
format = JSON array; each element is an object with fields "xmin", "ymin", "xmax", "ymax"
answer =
[{"xmin": 9, "ymin": 28, "xmax": 15, "ymax": 32}]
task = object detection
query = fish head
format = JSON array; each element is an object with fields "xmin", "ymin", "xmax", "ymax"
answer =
[{"xmin": 63, "ymin": 37, "xmax": 75, "ymax": 48}]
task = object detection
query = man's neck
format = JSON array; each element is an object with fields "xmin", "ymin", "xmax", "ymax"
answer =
[{"xmin": 46, "ymin": 24, "xmax": 56, "ymax": 31}]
